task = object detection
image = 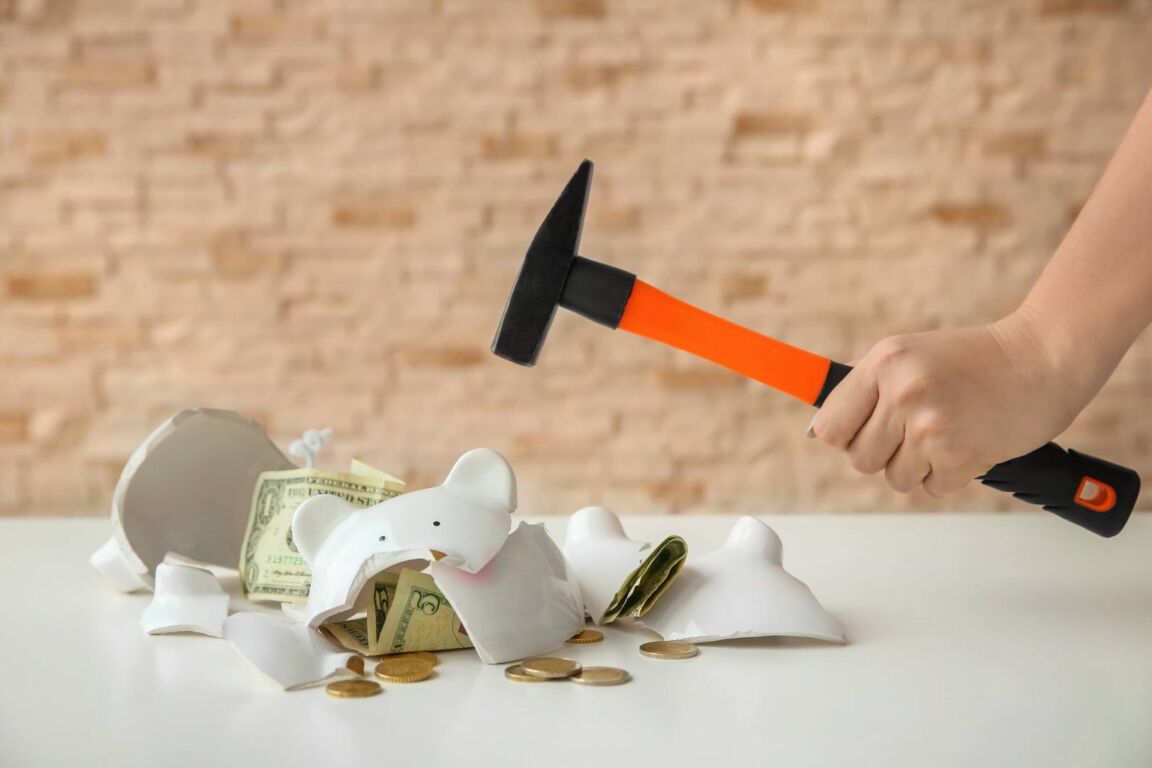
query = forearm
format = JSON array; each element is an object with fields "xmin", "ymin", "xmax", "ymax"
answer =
[{"xmin": 1018, "ymin": 87, "xmax": 1152, "ymax": 397}]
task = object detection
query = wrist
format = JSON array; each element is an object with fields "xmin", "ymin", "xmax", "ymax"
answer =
[{"xmin": 992, "ymin": 305, "xmax": 1108, "ymax": 410}]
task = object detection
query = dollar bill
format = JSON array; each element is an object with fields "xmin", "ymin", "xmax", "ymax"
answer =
[
  {"xmin": 370, "ymin": 568, "xmax": 472, "ymax": 654},
  {"xmin": 601, "ymin": 535, "xmax": 688, "ymax": 623},
  {"xmin": 323, "ymin": 618, "xmax": 372, "ymax": 654},
  {"xmin": 239, "ymin": 466, "xmax": 405, "ymax": 603},
  {"xmin": 321, "ymin": 569, "xmax": 472, "ymax": 655}
]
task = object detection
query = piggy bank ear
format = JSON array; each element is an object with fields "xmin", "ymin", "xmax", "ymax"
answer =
[
  {"xmin": 442, "ymin": 449, "xmax": 517, "ymax": 513},
  {"xmin": 292, "ymin": 494, "xmax": 357, "ymax": 566}
]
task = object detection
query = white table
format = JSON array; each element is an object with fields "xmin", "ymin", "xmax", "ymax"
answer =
[{"xmin": 2, "ymin": 515, "xmax": 1150, "ymax": 768}]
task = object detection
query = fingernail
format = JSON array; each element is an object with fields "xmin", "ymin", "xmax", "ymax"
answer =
[{"xmin": 805, "ymin": 412, "xmax": 818, "ymax": 439}]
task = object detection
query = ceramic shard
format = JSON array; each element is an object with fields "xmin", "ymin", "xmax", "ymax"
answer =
[
  {"xmin": 223, "ymin": 612, "xmax": 358, "ymax": 691},
  {"xmin": 638, "ymin": 516, "xmax": 845, "ymax": 644},
  {"xmin": 141, "ymin": 563, "xmax": 230, "ymax": 638}
]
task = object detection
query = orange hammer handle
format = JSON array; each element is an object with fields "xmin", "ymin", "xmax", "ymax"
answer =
[{"xmin": 618, "ymin": 281, "xmax": 834, "ymax": 406}]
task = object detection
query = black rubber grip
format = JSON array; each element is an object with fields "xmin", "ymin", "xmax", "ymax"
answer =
[
  {"xmin": 979, "ymin": 444, "xmax": 1139, "ymax": 538},
  {"xmin": 815, "ymin": 360, "xmax": 1140, "ymax": 537}
]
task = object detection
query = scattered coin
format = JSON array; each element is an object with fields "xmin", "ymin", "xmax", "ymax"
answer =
[
  {"xmin": 375, "ymin": 656, "xmax": 435, "ymax": 683},
  {"xmin": 326, "ymin": 679, "xmax": 382, "ymax": 698},
  {"xmin": 391, "ymin": 651, "xmax": 439, "ymax": 667},
  {"xmin": 639, "ymin": 640, "xmax": 698, "ymax": 660},
  {"xmin": 566, "ymin": 629, "xmax": 604, "ymax": 645},
  {"xmin": 570, "ymin": 667, "xmax": 631, "ymax": 686},
  {"xmin": 346, "ymin": 656, "xmax": 365, "ymax": 676},
  {"xmin": 504, "ymin": 664, "xmax": 554, "ymax": 683},
  {"xmin": 520, "ymin": 657, "xmax": 582, "ymax": 679}
]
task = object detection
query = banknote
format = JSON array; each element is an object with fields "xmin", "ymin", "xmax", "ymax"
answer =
[
  {"xmin": 321, "ymin": 569, "xmax": 472, "ymax": 655},
  {"xmin": 370, "ymin": 568, "xmax": 472, "ymax": 654},
  {"xmin": 239, "ymin": 465, "xmax": 405, "ymax": 603},
  {"xmin": 601, "ymin": 535, "xmax": 688, "ymax": 623}
]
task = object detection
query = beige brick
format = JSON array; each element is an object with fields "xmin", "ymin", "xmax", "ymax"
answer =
[
  {"xmin": 21, "ymin": 132, "xmax": 107, "ymax": 165},
  {"xmin": 927, "ymin": 201, "xmax": 1013, "ymax": 230},
  {"xmin": 62, "ymin": 57, "xmax": 155, "ymax": 89},
  {"xmin": 480, "ymin": 134, "xmax": 557, "ymax": 161},
  {"xmin": 732, "ymin": 112, "xmax": 814, "ymax": 139},
  {"xmin": 744, "ymin": 0, "xmax": 817, "ymax": 11},
  {"xmin": 1041, "ymin": 0, "xmax": 1127, "ymax": 13},
  {"xmin": 230, "ymin": 12, "xmax": 324, "ymax": 43},
  {"xmin": 331, "ymin": 199, "xmax": 418, "ymax": 230},
  {"xmin": 535, "ymin": 0, "xmax": 605, "ymax": 19},
  {"xmin": 984, "ymin": 132, "xmax": 1048, "ymax": 161},
  {"xmin": 0, "ymin": 413, "xmax": 29, "ymax": 443},
  {"xmin": 5, "ymin": 273, "xmax": 98, "ymax": 301}
]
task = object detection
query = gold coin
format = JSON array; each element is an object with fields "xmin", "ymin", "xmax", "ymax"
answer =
[
  {"xmin": 566, "ymin": 629, "xmax": 604, "ymax": 645},
  {"xmin": 392, "ymin": 651, "xmax": 439, "ymax": 667},
  {"xmin": 639, "ymin": 640, "xmax": 698, "ymax": 660},
  {"xmin": 326, "ymin": 679, "xmax": 382, "ymax": 698},
  {"xmin": 346, "ymin": 656, "xmax": 365, "ymax": 676},
  {"xmin": 520, "ymin": 657, "xmax": 582, "ymax": 679},
  {"xmin": 504, "ymin": 664, "xmax": 553, "ymax": 683},
  {"xmin": 374, "ymin": 657, "xmax": 434, "ymax": 683},
  {"xmin": 570, "ymin": 667, "xmax": 631, "ymax": 686}
]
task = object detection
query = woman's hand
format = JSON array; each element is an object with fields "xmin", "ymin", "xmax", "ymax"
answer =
[{"xmin": 809, "ymin": 310, "xmax": 1092, "ymax": 496}]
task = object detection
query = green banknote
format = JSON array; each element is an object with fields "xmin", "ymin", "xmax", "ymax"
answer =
[
  {"xmin": 239, "ymin": 465, "xmax": 404, "ymax": 603},
  {"xmin": 600, "ymin": 535, "xmax": 688, "ymax": 624}
]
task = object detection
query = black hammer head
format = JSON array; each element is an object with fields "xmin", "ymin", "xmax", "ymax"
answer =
[{"xmin": 491, "ymin": 160, "xmax": 594, "ymax": 366}]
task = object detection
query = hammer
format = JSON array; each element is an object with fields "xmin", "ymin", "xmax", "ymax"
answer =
[{"xmin": 492, "ymin": 160, "xmax": 1140, "ymax": 537}]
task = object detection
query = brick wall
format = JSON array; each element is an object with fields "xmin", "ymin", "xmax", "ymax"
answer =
[{"xmin": 2, "ymin": 0, "xmax": 1151, "ymax": 517}]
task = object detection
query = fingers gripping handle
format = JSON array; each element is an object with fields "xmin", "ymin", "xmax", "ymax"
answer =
[
  {"xmin": 814, "ymin": 360, "xmax": 1140, "ymax": 537},
  {"xmin": 979, "ymin": 445, "xmax": 1139, "ymax": 538}
]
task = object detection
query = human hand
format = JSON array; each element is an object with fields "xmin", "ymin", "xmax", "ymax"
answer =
[{"xmin": 809, "ymin": 310, "xmax": 1094, "ymax": 496}]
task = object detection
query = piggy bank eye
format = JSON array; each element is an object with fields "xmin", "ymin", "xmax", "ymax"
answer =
[
  {"xmin": 432, "ymin": 521, "xmax": 441, "ymax": 527},
  {"xmin": 378, "ymin": 535, "xmax": 387, "ymax": 542}
]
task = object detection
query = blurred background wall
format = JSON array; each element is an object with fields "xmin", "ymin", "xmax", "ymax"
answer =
[{"xmin": 1, "ymin": 0, "xmax": 1151, "ymax": 517}]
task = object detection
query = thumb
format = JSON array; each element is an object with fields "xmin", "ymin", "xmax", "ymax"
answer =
[{"xmin": 809, "ymin": 364, "xmax": 879, "ymax": 451}]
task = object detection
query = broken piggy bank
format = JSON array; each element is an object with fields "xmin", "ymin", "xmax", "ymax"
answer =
[
  {"xmin": 292, "ymin": 448, "xmax": 585, "ymax": 664},
  {"xmin": 639, "ymin": 515, "xmax": 845, "ymax": 644}
]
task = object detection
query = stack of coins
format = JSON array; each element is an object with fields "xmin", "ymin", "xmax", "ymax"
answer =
[
  {"xmin": 638, "ymin": 640, "xmax": 698, "ymax": 659},
  {"xmin": 505, "ymin": 657, "xmax": 631, "ymax": 687},
  {"xmin": 375, "ymin": 655, "xmax": 436, "ymax": 683}
]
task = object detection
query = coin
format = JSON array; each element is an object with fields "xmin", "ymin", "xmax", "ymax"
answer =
[
  {"xmin": 638, "ymin": 640, "xmax": 698, "ymax": 659},
  {"xmin": 346, "ymin": 656, "xmax": 365, "ymax": 676},
  {"xmin": 391, "ymin": 651, "xmax": 439, "ymax": 667},
  {"xmin": 326, "ymin": 679, "xmax": 382, "ymax": 698},
  {"xmin": 566, "ymin": 629, "xmax": 604, "ymax": 645},
  {"xmin": 374, "ymin": 656, "xmax": 435, "ymax": 683},
  {"xmin": 519, "ymin": 657, "xmax": 582, "ymax": 679},
  {"xmin": 504, "ymin": 664, "xmax": 553, "ymax": 683},
  {"xmin": 570, "ymin": 667, "xmax": 631, "ymax": 686}
]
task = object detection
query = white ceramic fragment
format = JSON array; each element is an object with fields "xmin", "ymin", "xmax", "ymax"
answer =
[
  {"xmin": 429, "ymin": 522, "xmax": 585, "ymax": 664},
  {"xmin": 223, "ymin": 612, "xmax": 357, "ymax": 691},
  {"xmin": 92, "ymin": 408, "xmax": 295, "ymax": 591},
  {"xmin": 563, "ymin": 506, "xmax": 651, "ymax": 624},
  {"xmin": 639, "ymin": 516, "xmax": 845, "ymax": 644},
  {"xmin": 141, "ymin": 563, "xmax": 230, "ymax": 638},
  {"xmin": 295, "ymin": 448, "xmax": 517, "ymax": 628},
  {"xmin": 90, "ymin": 531, "xmax": 152, "ymax": 593}
]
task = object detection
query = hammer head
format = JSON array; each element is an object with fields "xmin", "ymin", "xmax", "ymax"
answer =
[{"xmin": 491, "ymin": 160, "xmax": 593, "ymax": 366}]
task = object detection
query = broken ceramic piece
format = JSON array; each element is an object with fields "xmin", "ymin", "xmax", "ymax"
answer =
[
  {"xmin": 288, "ymin": 427, "xmax": 332, "ymax": 469},
  {"xmin": 294, "ymin": 448, "xmax": 516, "ymax": 628},
  {"xmin": 223, "ymin": 612, "xmax": 357, "ymax": 691},
  {"xmin": 141, "ymin": 563, "xmax": 230, "ymax": 638},
  {"xmin": 91, "ymin": 409, "xmax": 295, "ymax": 592},
  {"xmin": 638, "ymin": 516, "xmax": 844, "ymax": 644},
  {"xmin": 428, "ymin": 522, "xmax": 584, "ymax": 664},
  {"xmin": 563, "ymin": 506, "xmax": 686, "ymax": 624}
]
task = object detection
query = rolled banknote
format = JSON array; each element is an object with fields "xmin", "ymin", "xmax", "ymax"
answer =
[
  {"xmin": 600, "ymin": 535, "xmax": 688, "ymax": 624},
  {"xmin": 239, "ymin": 463, "xmax": 404, "ymax": 603}
]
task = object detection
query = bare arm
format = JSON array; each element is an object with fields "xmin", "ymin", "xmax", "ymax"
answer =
[{"xmin": 811, "ymin": 87, "xmax": 1152, "ymax": 497}]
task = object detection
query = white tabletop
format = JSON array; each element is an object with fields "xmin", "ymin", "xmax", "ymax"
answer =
[{"xmin": 1, "ymin": 514, "xmax": 1150, "ymax": 768}]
